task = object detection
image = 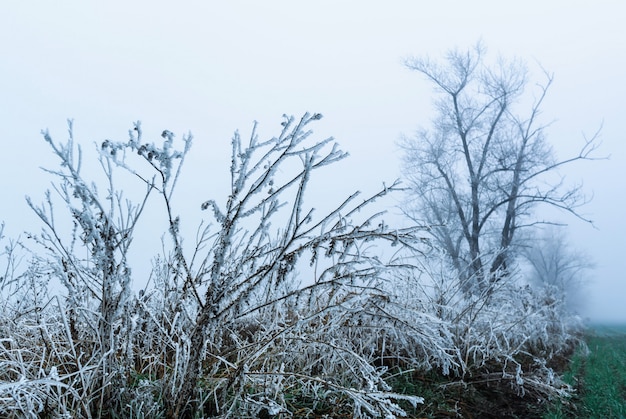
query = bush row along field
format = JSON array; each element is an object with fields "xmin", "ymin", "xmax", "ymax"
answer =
[{"xmin": 0, "ymin": 113, "xmax": 584, "ymax": 418}]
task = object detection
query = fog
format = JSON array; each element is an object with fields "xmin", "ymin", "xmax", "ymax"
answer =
[{"xmin": 1, "ymin": 1, "xmax": 624, "ymax": 322}]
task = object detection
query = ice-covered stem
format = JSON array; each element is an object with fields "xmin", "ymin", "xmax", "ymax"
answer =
[
  {"xmin": 102, "ymin": 122, "xmax": 198, "ymax": 302},
  {"xmin": 0, "ymin": 223, "xmax": 21, "ymax": 294},
  {"xmin": 26, "ymin": 120, "xmax": 153, "ymax": 413},
  {"xmin": 200, "ymin": 113, "xmax": 346, "ymax": 314}
]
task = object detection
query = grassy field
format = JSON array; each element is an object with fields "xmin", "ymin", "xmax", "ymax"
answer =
[{"xmin": 545, "ymin": 324, "xmax": 626, "ymax": 418}]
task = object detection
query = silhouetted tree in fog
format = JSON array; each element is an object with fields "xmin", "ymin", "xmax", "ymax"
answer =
[
  {"xmin": 522, "ymin": 227, "xmax": 594, "ymax": 313},
  {"xmin": 401, "ymin": 43, "xmax": 601, "ymax": 291}
]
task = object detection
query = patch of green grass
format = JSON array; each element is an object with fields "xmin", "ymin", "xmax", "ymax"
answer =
[
  {"xmin": 581, "ymin": 332, "xmax": 626, "ymax": 417},
  {"xmin": 545, "ymin": 324, "xmax": 626, "ymax": 418}
]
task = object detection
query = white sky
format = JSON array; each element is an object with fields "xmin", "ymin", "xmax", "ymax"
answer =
[{"xmin": 1, "ymin": 1, "xmax": 624, "ymax": 322}]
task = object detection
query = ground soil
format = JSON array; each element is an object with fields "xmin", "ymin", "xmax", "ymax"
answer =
[{"xmin": 393, "ymin": 351, "xmax": 575, "ymax": 419}]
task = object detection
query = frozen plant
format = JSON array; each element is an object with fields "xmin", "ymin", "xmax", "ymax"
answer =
[
  {"xmin": 15, "ymin": 113, "xmax": 433, "ymax": 418},
  {"xmin": 25, "ymin": 120, "xmax": 158, "ymax": 416}
]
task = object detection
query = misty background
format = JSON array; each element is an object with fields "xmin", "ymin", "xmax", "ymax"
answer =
[{"xmin": 0, "ymin": 1, "xmax": 624, "ymax": 322}]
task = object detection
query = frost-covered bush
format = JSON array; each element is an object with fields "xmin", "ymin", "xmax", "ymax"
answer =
[
  {"xmin": 396, "ymin": 248, "xmax": 583, "ymax": 399},
  {"xmin": 1, "ymin": 114, "xmax": 437, "ymax": 418},
  {"xmin": 0, "ymin": 231, "xmax": 94, "ymax": 418}
]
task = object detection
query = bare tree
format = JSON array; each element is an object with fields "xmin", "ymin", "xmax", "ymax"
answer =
[
  {"xmin": 521, "ymin": 227, "xmax": 594, "ymax": 313},
  {"xmin": 401, "ymin": 43, "xmax": 601, "ymax": 291}
]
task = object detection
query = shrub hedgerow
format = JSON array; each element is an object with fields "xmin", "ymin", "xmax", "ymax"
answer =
[{"xmin": 0, "ymin": 115, "xmax": 583, "ymax": 418}]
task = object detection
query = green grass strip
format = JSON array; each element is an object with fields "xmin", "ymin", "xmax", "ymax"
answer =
[{"xmin": 546, "ymin": 324, "xmax": 626, "ymax": 418}]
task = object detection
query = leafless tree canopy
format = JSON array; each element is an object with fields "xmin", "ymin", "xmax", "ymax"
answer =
[{"xmin": 401, "ymin": 44, "xmax": 601, "ymax": 291}]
